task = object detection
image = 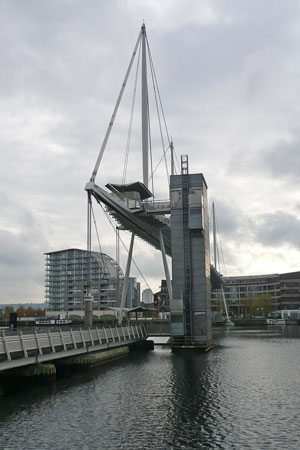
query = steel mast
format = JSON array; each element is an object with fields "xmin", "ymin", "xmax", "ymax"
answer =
[
  {"xmin": 141, "ymin": 23, "xmax": 149, "ymax": 188},
  {"xmin": 212, "ymin": 202, "xmax": 217, "ymax": 270}
]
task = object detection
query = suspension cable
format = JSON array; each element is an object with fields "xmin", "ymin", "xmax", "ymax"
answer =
[
  {"xmin": 146, "ymin": 37, "xmax": 170, "ymax": 185},
  {"xmin": 90, "ymin": 29, "xmax": 142, "ymax": 182},
  {"xmin": 91, "ymin": 203, "xmax": 109, "ymax": 272},
  {"xmin": 148, "ymin": 96, "xmax": 155, "ymax": 199},
  {"xmin": 149, "ymin": 143, "xmax": 171, "ymax": 182},
  {"xmin": 122, "ymin": 39, "xmax": 142, "ymax": 185},
  {"xmin": 146, "ymin": 38, "xmax": 171, "ymax": 144},
  {"xmin": 216, "ymin": 214, "xmax": 227, "ymax": 277},
  {"xmin": 96, "ymin": 199, "xmax": 152, "ymax": 290}
]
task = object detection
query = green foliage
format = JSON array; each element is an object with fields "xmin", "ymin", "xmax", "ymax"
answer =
[
  {"xmin": 250, "ymin": 293, "xmax": 273, "ymax": 316},
  {"xmin": 4, "ymin": 306, "xmax": 14, "ymax": 319},
  {"xmin": 240, "ymin": 296, "xmax": 254, "ymax": 318},
  {"xmin": 240, "ymin": 294, "xmax": 274, "ymax": 317}
]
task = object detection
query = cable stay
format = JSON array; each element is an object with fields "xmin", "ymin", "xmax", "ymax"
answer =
[
  {"xmin": 85, "ymin": 24, "xmax": 176, "ymax": 320},
  {"xmin": 211, "ymin": 202, "xmax": 234, "ymax": 326},
  {"xmin": 90, "ymin": 23, "xmax": 174, "ymax": 196},
  {"xmin": 122, "ymin": 39, "xmax": 142, "ymax": 186},
  {"xmin": 96, "ymin": 200, "xmax": 152, "ymax": 291}
]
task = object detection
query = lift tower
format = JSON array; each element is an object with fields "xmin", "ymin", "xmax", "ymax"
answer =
[{"xmin": 170, "ymin": 156, "xmax": 213, "ymax": 351}]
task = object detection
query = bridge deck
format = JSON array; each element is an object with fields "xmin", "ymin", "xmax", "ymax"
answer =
[{"xmin": 0, "ymin": 324, "xmax": 147, "ymax": 372}]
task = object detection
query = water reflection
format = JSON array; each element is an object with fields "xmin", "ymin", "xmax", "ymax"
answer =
[{"xmin": 1, "ymin": 328, "xmax": 300, "ymax": 449}]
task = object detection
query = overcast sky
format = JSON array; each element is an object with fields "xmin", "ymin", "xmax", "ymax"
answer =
[{"xmin": 1, "ymin": 0, "xmax": 300, "ymax": 303}]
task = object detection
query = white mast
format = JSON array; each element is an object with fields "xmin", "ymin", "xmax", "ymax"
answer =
[
  {"xmin": 90, "ymin": 29, "xmax": 142, "ymax": 183},
  {"xmin": 212, "ymin": 202, "xmax": 217, "ymax": 270},
  {"xmin": 170, "ymin": 140, "xmax": 174, "ymax": 176},
  {"xmin": 141, "ymin": 23, "xmax": 149, "ymax": 188}
]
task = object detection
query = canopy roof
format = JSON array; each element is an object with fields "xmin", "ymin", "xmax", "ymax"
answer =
[
  {"xmin": 106, "ymin": 182, "xmax": 153, "ymax": 200},
  {"xmin": 128, "ymin": 306, "xmax": 156, "ymax": 313}
]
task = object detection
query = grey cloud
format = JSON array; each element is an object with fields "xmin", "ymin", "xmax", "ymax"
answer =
[
  {"xmin": 254, "ymin": 211, "xmax": 300, "ymax": 248},
  {"xmin": 209, "ymin": 199, "xmax": 253, "ymax": 238},
  {"xmin": 262, "ymin": 140, "xmax": 300, "ymax": 182},
  {"xmin": 229, "ymin": 138, "xmax": 300, "ymax": 184},
  {"xmin": 2, "ymin": 0, "xmax": 300, "ymax": 302}
]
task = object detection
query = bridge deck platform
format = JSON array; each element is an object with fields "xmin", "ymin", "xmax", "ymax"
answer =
[{"xmin": 0, "ymin": 324, "xmax": 147, "ymax": 372}]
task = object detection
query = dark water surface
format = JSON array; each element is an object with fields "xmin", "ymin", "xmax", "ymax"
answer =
[{"xmin": 1, "ymin": 326, "xmax": 300, "ymax": 449}]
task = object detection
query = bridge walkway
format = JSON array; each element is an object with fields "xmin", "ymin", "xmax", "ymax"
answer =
[{"xmin": 0, "ymin": 323, "xmax": 147, "ymax": 372}]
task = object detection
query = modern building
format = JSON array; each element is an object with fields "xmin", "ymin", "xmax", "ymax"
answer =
[
  {"xmin": 126, "ymin": 277, "xmax": 140, "ymax": 309},
  {"xmin": 142, "ymin": 288, "xmax": 154, "ymax": 304},
  {"xmin": 45, "ymin": 249, "xmax": 123, "ymax": 313},
  {"xmin": 211, "ymin": 271, "xmax": 300, "ymax": 316},
  {"xmin": 154, "ymin": 280, "xmax": 170, "ymax": 319},
  {"xmin": 170, "ymin": 166, "xmax": 212, "ymax": 350}
]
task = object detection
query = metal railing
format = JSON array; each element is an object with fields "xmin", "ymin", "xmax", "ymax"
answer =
[{"xmin": 0, "ymin": 323, "xmax": 147, "ymax": 372}]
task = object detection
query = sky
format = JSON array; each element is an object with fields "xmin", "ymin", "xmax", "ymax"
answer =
[{"xmin": 1, "ymin": 0, "xmax": 300, "ymax": 303}]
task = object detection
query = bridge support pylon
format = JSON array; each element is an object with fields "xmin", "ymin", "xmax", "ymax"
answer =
[{"xmin": 169, "ymin": 156, "xmax": 213, "ymax": 352}]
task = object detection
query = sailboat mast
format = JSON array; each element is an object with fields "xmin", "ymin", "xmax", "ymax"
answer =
[
  {"xmin": 141, "ymin": 23, "xmax": 149, "ymax": 188},
  {"xmin": 212, "ymin": 202, "xmax": 217, "ymax": 270}
]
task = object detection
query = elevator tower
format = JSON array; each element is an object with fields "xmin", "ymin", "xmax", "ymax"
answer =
[{"xmin": 170, "ymin": 156, "xmax": 213, "ymax": 351}]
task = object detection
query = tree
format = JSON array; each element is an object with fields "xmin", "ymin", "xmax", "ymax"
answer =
[
  {"xmin": 16, "ymin": 306, "xmax": 26, "ymax": 317},
  {"xmin": 24, "ymin": 306, "xmax": 35, "ymax": 317},
  {"xmin": 35, "ymin": 308, "xmax": 46, "ymax": 317},
  {"xmin": 4, "ymin": 306, "xmax": 14, "ymax": 319},
  {"xmin": 251, "ymin": 293, "xmax": 274, "ymax": 317},
  {"xmin": 240, "ymin": 296, "xmax": 254, "ymax": 318}
]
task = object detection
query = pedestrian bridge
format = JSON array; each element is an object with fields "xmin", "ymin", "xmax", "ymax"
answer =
[{"xmin": 0, "ymin": 323, "xmax": 147, "ymax": 372}]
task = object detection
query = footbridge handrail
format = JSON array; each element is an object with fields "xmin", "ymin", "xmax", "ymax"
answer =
[{"xmin": 0, "ymin": 323, "xmax": 147, "ymax": 372}]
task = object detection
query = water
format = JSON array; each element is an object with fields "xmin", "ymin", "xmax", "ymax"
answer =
[{"xmin": 1, "ymin": 326, "xmax": 300, "ymax": 449}]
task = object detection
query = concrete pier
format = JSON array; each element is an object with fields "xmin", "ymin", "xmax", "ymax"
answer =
[
  {"xmin": 55, "ymin": 346, "xmax": 129, "ymax": 367},
  {"xmin": 10, "ymin": 363, "xmax": 56, "ymax": 379}
]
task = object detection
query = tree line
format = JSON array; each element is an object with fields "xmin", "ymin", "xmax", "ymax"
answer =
[
  {"xmin": 240, "ymin": 293, "xmax": 274, "ymax": 317},
  {"xmin": 0, "ymin": 306, "xmax": 46, "ymax": 319}
]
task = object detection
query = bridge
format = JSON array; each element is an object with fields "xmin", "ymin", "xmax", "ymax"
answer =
[
  {"xmin": 0, "ymin": 323, "xmax": 147, "ymax": 374},
  {"xmin": 83, "ymin": 24, "xmax": 223, "ymax": 352}
]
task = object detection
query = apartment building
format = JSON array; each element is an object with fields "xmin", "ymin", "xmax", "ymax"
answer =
[{"xmin": 45, "ymin": 249, "xmax": 123, "ymax": 312}]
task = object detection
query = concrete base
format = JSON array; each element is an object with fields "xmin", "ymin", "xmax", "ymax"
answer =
[
  {"xmin": 129, "ymin": 340, "xmax": 154, "ymax": 351},
  {"xmin": 55, "ymin": 346, "xmax": 129, "ymax": 367},
  {"xmin": 171, "ymin": 339, "xmax": 213, "ymax": 353},
  {"xmin": 10, "ymin": 363, "xmax": 56, "ymax": 379}
]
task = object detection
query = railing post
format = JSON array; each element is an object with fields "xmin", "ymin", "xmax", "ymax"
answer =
[
  {"xmin": 35, "ymin": 330, "xmax": 43, "ymax": 355},
  {"xmin": 79, "ymin": 328, "xmax": 86, "ymax": 348},
  {"xmin": 103, "ymin": 326, "xmax": 108, "ymax": 343},
  {"xmin": 115, "ymin": 326, "xmax": 121, "ymax": 342},
  {"xmin": 134, "ymin": 323, "xmax": 140, "ymax": 338},
  {"xmin": 19, "ymin": 330, "xmax": 28, "ymax": 358},
  {"xmin": 59, "ymin": 329, "xmax": 67, "ymax": 351},
  {"xmin": 95, "ymin": 327, "xmax": 101, "ymax": 344},
  {"xmin": 131, "ymin": 324, "xmax": 136, "ymax": 339},
  {"xmin": 70, "ymin": 328, "xmax": 77, "ymax": 349},
  {"xmin": 48, "ymin": 329, "xmax": 56, "ymax": 353},
  {"xmin": 142, "ymin": 322, "xmax": 147, "ymax": 337},
  {"xmin": 121, "ymin": 326, "xmax": 126, "ymax": 341},
  {"xmin": 2, "ymin": 331, "xmax": 11, "ymax": 361},
  {"xmin": 88, "ymin": 328, "xmax": 94, "ymax": 346},
  {"xmin": 109, "ymin": 326, "xmax": 115, "ymax": 342}
]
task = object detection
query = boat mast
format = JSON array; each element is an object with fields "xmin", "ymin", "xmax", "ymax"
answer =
[{"xmin": 141, "ymin": 23, "xmax": 149, "ymax": 188}]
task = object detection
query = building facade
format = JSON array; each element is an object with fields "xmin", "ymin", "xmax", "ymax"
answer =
[
  {"xmin": 154, "ymin": 280, "xmax": 170, "ymax": 319},
  {"xmin": 170, "ymin": 169, "xmax": 212, "ymax": 349},
  {"xmin": 211, "ymin": 271, "xmax": 300, "ymax": 316},
  {"xmin": 142, "ymin": 288, "xmax": 154, "ymax": 304},
  {"xmin": 126, "ymin": 277, "xmax": 139, "ymax": 309},
  {"xmin": 45, "ymin": 249, "xmax": 123, "ymax": 313}
]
